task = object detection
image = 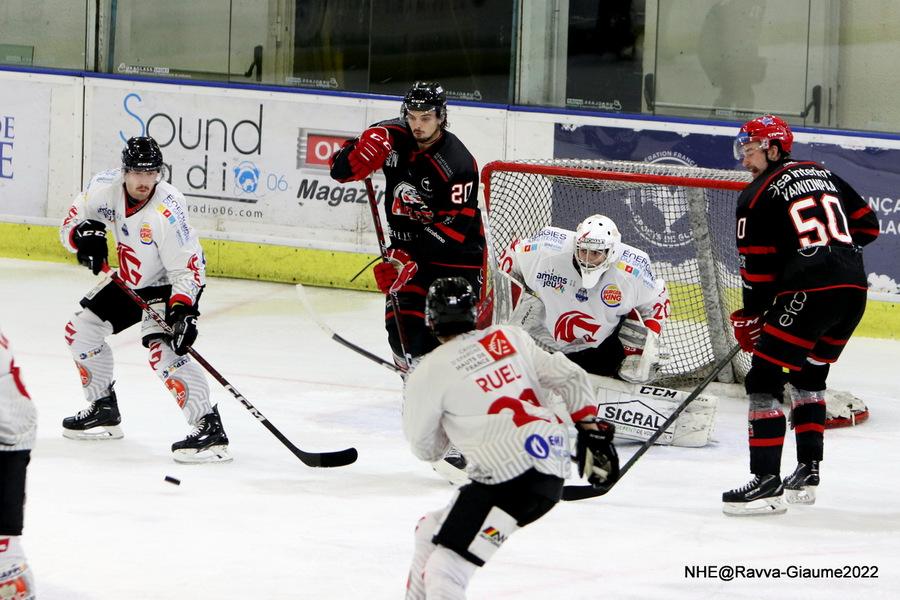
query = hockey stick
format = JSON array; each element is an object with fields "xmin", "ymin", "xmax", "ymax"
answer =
[
  {"xmin": 295, "ymin": 283, "xmax": 401, "ymax": 374},
  {"xmin": 364, "ymin": 177, "xmax": 413, "ymax": 370},
  {"xmin": 562, "ymin": 343, "xmax": 741, "ymax": 501},
  {"xmin": 102, "ymin": 266, "xmax": 358, "ymax": 468}
]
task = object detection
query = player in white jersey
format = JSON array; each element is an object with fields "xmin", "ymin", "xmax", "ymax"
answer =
[
  {"xmin": 498, "ymin": 214, "xmax": 670, "ymax": 384},
  {"xmin": 403, "ymin": 278, "xmax": 619, "ymax": 599},
  {"xmin": 58, "ymin": 137, "xmax": 230, "ymax": 463},
  {"xmin": 0, "ymin": 326, "xmax": 37, "ymax": 599}
]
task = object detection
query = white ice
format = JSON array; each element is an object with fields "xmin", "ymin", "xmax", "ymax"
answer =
[{"xmin": 1, "ymin": 257, "xmax": 898, "ymax": 599}]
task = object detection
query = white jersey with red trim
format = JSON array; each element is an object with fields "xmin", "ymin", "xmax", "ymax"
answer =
[
  {"xmin": 499, "ymin": 227, "xmax": 669, "ymax": 353},
  {"xmin": 0, "ymin": 326, "xmax": 36, "ymax": 451},
  {"xmin": 59, "ymin": 169, "xmax": 205, "ymax": 305},
  {"xmin": 402, "ymin": 324, "xmax": 597, "ymax": 484}
]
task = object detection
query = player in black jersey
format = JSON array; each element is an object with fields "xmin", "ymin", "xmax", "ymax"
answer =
[
  {"xmin": 330, "ymin": 82, "xmax": 485, "ymax": 370},
  {"xmin": 722, "ymin": 115, "xmax": 879, "ymax": 515}
]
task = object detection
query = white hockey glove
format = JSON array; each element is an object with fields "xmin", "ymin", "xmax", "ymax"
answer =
[{"xmin": 617, "ymin": 317, "xmax": 667, "ymax": 384}]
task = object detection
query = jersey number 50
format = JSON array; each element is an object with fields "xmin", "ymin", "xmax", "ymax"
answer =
[{"xmin": 788, "ymin": 193, "xmax": 853, "ymax": 247}]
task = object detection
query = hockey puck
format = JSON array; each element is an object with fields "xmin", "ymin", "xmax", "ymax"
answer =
[{"xmin": 164, "ymin": 476, "xmax": 181, "ymax": 486}]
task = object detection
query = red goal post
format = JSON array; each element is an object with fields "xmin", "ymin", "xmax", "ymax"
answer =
[{"xmin": 480, "ymin": 159, "xmax": 752, "ymax": 385}]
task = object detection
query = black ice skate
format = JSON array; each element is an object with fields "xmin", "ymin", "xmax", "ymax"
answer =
[
  {"xmin": 783, "ymin": 461, "xmax": 819, "ymax": 505},
  {"xmin": 62, "ymin": 388, "xmax": 123, "ymax": 440},
  {"xmin": 722, "ymin": 474, "xmax": 786, "ymax": 516},
  {"xmin": 431, "ymin": 447, "xmax": 468, "ymax": 485},
  {"xmin": 171, "ymin": 405, "xmax": 232, "ymax": 464}
]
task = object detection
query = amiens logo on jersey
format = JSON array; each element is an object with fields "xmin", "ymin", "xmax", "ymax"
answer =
[
  {"xmin": 478, "ymin": 330, "xmax": 516, "ymax": 360},
  {"xmin": 601, "ymin": 284, "xmax": 622, "ymax": 307}
]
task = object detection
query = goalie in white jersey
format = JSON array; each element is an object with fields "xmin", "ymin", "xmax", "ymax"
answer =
[
  {"xmin": 58, "ymin": 137, "xmax": 230, "ymax": 463},
  {"xmin": 499, "ymin": 214, "xmax": 671, "ymax": 384},
  {"xmin": 1, "ymin": 326, "xmax": 37, "ymax": 598},
  {"xmin": 403, "ymin": 278, "xmax": 619, "ymax": 599}
]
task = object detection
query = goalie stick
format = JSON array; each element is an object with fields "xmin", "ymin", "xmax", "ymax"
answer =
[
  {"xmin": 563, "ymin": 343, "xmax": 741, "ymax": 501},
  {"xmin": 103, "ymin": 266, "xmax": 358, "ymax": 468},
  {"xmin": 295, "ymin": 283, "xmax": 401, "ymax": 374}
]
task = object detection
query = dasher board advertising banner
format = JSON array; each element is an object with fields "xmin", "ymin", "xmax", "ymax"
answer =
[
  {"xmin": 555, "ymin": 123, "xmax": 900, "ymax": 294},
  {"xmin": 85, "ymin": 79, "xmax": 390, "ymax": 251},
  {"xmin": 0, "ymin": 79, "xmax": 51, "ymax": 217}
]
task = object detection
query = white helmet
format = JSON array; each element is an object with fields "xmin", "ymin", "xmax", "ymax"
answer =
[{"xmin": 574, "ymin": 215, "xmax": 621, "ymax": 288}]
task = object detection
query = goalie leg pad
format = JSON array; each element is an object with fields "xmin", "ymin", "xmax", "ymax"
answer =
[
  {"xmin": 592, "ymin": 376, "xmax": 718, "ymax": 447},
  {"xmin": 823, "ymin": 388, "xmax": 869, "ymax": 428}
]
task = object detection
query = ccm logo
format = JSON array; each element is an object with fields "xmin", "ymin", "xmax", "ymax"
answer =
[{"xmin": 305, "ymin": 133, "xmax": 350, "ymax": 167}]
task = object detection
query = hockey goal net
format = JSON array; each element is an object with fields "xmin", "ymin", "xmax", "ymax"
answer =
[{"xmin": 481, "ymin": 159, "xmax": 753, "ymax": 385}]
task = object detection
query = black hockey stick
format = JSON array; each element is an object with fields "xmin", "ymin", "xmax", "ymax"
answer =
[
  {"xmin": 103, "ymin": 267, "xmax": 358, "ymax": 468},
  {"xmin": 295, "ymin": 283, "xmax": 401, "ymax": 374},
  {"xmin": 364, "ymin": 177, "xmax": 414, "ymax": 371},
  {"xmin": 562, "ymin": 343, "xmax": 741, "ymax": 501}
]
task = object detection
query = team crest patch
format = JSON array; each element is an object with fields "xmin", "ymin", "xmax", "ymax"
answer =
[
  {"xmin": 140, "ymin": 222, "xmax": 153, "ymax": 244},
  {"xmin": 600, "ymin": 284, "xmax": 622, "ymax": 307},
  {"xmin": 575, "ymin": 287, "xmax": 588, "ymax": 302},
  {"xmin": 165, "ymin": 378, "xmax": 189, "ymax": 408},
  {"xmin": 478, "ymin": 330, "xmax": 516, "ymax": 360}
]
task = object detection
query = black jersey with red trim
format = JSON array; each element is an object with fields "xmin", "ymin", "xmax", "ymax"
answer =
[
  {"xmin": 331, "ymin": 118, "xmax": 484, "ymax": 267},
  {"xmin": 736, "ymin": 159, "xmax": 879, "ymax": 314}
]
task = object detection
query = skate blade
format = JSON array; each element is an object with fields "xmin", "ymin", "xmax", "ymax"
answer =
[
  {"xmin": 62, "ymin": 425, "xmax": 124, "ymax": 440},
  {"xmin": 785, "ymin": 486, "xmax": 817, "ymax": 505},
  {"xmin": 431, "ymin": 458, "xmax": 469, "ymax": 486},
  {"xmin": 723, "ymin": 496, "xmax": 787, "ymax": 516},
  {"xmin": 173, "ymin": 444, "xmax": 233, "ymax": 464}
]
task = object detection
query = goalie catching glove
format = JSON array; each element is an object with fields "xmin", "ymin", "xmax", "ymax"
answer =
[
  {"xmin": 617, "ymin": 315, "xmax": 666, "ymax": 384},
  {"xmin": 373, "ymin": 248, "xmax": 418, "ymax": 294},
  {"xmin": 575, "ymin": 417, "xmax": 620, "ymax": 487}
]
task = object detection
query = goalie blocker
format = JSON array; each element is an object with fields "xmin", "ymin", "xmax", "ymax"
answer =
[{"xmin": 591, "ymin": 375, "xmax": 718, "ymax": 448}]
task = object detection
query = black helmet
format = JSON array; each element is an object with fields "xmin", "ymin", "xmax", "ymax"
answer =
[
  {"xmin": 425, "ymin": 277, "xmax": 477, "ymax": 338},
  {"xmin": 122, "ymin": 136, "xmax": 163, "ymax": 172},
  {"xmin": 401, "ymin": 81, "xmax": 447, "ymax": 122}
]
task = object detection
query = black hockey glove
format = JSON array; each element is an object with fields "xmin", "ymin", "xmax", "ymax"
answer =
[
  {"xmin": 575, "ymin": 418, "xmax": 620, "ymax": 488},
  {"xmin": 73, "ymin": 219, "xmax": 108, "ymax": 275},
  {"xmin": 166, "ymin": 302, "xmax": 199, "ymax": 356}
]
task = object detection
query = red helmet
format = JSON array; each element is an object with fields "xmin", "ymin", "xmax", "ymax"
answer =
[{"xmin": 734, "ymin": 114, "xmax": 793, "ymax": 159}]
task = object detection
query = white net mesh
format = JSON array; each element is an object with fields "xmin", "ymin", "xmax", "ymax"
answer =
[{"xmin": 483, "ymin": 159, "xmax": 753, "ymax": 385}]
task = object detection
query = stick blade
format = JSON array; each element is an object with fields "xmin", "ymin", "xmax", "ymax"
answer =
[
  {"xmin": 304, "ymin": 446, "xmax": 359, "ymax": 468},
  {"xmin": 562, "ymin": 482, "xmax": 613, "ymax": 501}
]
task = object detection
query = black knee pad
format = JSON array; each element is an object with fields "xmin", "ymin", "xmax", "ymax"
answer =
[
  {"xmin": 789, "ymin": 362, "xmax": 830, "ymax": 392},
  {"xmin": 744, "ymin": 359, "xmax": 787, "ymax": 399}
]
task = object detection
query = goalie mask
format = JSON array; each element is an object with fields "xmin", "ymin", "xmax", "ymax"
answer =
[
  {"xmin": 733, "ymin": 114, "xmax": 793, "ymax": 160},
  {"xmin": 425, "ymin": 277, "xmax": 477, "ymax": 338},
  {"xmin": 574, "ymin": 215, "xmax": 622, "ymax": 289}
]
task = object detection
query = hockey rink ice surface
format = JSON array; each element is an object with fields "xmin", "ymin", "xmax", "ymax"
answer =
[{"xmin": 2, "ymin": 257, "xmax": 898, "ymax": 600}]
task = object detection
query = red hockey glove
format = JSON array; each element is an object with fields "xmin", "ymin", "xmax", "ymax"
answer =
[
  {"xmin": 373, "ymin": 249, "xmax": 417, "ymax": 294},
  {"xmin": 347, "ymin": 127, "xmax": 392, "ymax": 180},
  {"xmin": 730, "ymin": 309, "xmax": 762, "ymax": 352}
]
